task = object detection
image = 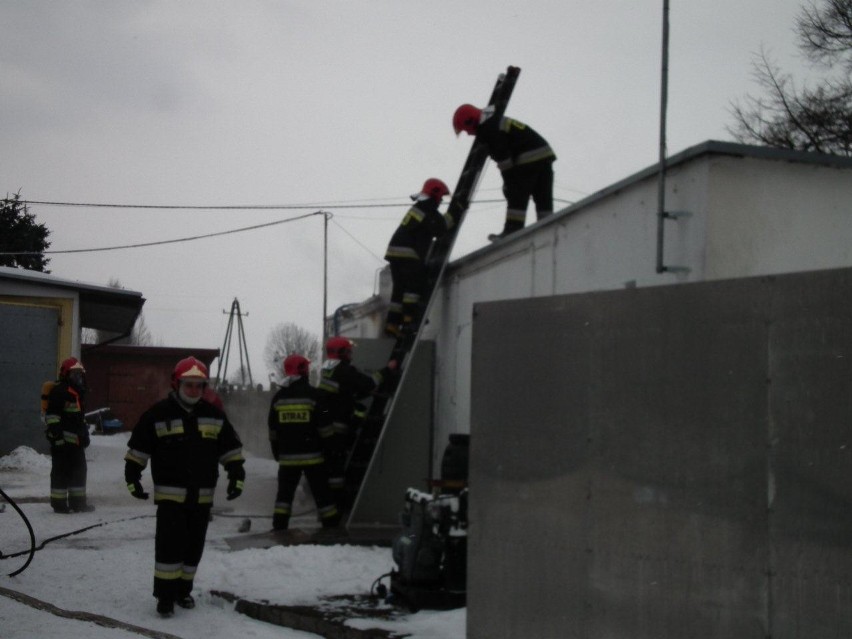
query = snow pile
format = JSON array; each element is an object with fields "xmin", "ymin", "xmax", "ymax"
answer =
[{"xmin": 0, "ymin": 446, "xmax": 51, "ymax": 471}]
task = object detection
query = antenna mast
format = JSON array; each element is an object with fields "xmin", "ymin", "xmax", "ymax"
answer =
[{"xmin": 216, "ymin": 298, "xmax": 254, "ymax": 388}]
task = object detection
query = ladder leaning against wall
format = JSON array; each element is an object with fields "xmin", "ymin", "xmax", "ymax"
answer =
[{"xmin": 343, "ymin": 66, "xmax": 522, "ymax": 517}]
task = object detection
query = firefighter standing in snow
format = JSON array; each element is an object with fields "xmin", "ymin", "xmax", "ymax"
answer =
[
  {"xmin": 383, "ymin": 178, "xmax": 454, "ymax": 338},
  {"xmin": 453, "ymin": 103, "xmax": 556, "ymax": 241},
  {"xmin": 268, "ymin": 354, "xmax": 340, "ymax": 530},
  {"xmin": 318, "ymin": 337, "xmax": 396, "ymax": 509},
  {"xmin": 124, "ymin": 356, "xmax": 245, "ymax": 617},
  {"xmin": 44, "ymin": 357, "xmax": 92, "ymax": 513}
]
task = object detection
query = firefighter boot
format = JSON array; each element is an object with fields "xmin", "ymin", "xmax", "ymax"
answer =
[
  {"xmin": 156, "ymin": 599, "xmax": 175, "ymax": 617},
  {"xmin": 177, "ymin": 595, "xmax": 195, "ymax": 609},
  {"xmin": 72, "ymin": 503, "xmax": 96, "ymax": 513}
]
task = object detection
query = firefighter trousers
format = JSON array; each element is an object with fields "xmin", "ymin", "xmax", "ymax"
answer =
[
  {"xmin": 274, "ymin": 463, "xmax": 340, "ymax": 530},
  {"xmin": 50, "ymin": 444, "xmax": 87, "ymax": 512},
  {"xmin": 153, "ymin": 500, "xmax": 211, "ymax": 603},
  {"xmin": 501, "ymin": 162, "xmax": 554, "ymax": 234},
  {"xmin": 386, "ymin": 259, "xmax": 427, "ymax": 333}
]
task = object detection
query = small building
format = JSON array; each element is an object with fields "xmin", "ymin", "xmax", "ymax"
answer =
[
  {"xmin": 329, "ymin": 141, "xmax": 852, "ymax": 635},
  {"xmin": 81, "ymin": 345, "xmax": 220, "ymax": 431},
  {"xmin": 0, "ymin": 267, "xmax": 145, "ymax": 455},
  {"xmin": 325, "ymin": 267, "xmax": 391, "ymax": 338}
]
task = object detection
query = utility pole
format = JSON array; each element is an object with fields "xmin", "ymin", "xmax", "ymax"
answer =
[
  {"xmin": 216, "ymin": 298, "xmax": 254, "ymax": 389},
  {"xmin": 322, "ymin": 211, "xmax": 330, "ymax": 347},
  {"xmin": 656, "ymin": 0, "xmax": 670, "ymax": 273}
]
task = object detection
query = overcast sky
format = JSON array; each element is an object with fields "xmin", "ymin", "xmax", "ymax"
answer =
[{"xmin": 1, "ymin": 1, "xmax": 816, "ymax": 382}]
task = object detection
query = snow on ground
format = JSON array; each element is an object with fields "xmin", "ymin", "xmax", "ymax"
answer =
[{"xmin": 0, "ymin": 433, "xmax": 465, "ymax": 638}]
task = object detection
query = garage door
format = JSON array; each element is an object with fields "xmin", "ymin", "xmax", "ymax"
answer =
[{"xmin": 0, "ymin": 303, "xmax": 59, "ymax": 455}]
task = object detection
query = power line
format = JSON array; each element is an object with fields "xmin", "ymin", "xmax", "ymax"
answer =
[
  {"xmin": 18, "ymin": 197, "xmax": 512, "ymax": 211},
  {"xmin": 20, "ymin": 199, "xmax": 404, "ymax": 210},
  {"xmin": 2, "ymin": 196, "xmax": 575, "ymax": 258},
  {"xmin": 0, "ymin": 211, "xmax": 323, "ymax": 256},
  {"xmin": 329, "ymin": 219, "xmax": 385, "ymax": 264}
]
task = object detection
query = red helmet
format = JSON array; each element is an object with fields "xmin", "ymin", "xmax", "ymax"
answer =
[
  {"xmin": 325, "ymin": 336, "xmax": 354, "ymax": 361},
  {"xmin": 59, "ymin": 357, "xmax": 85, "ymax": 378},
  {"xmin": 171, "ymin": 356, "xmax": 209, "ymax": 390},
  {"xmin": 453, "ymin": 104, "xmax": 482, "ymax": 135},
  {"xmin": 421, "ymin": 178, "xmax": 450, "ymax": 202},
  {"xmin": 283, "ymin": 354, "xmax": 311, "ymax": 377}
]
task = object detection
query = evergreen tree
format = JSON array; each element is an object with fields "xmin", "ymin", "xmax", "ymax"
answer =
[{"xmin": 0, "ymin": 193, "xmax": 51, "ymax": 271}]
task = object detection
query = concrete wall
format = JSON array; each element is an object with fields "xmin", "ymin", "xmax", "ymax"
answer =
[
  {"xmin": 433, "ymin": 142, "xmax": 852, "ymax": 475},
  {"xmin": 468, "ymin": 266, "xmax": 852, "ymax": 639},
  {"xmin": 220, "ymin": 388, "xmax": 275, "ymax": 460},
  {"xmin": 223, "ymin": 338, "xmax": 399, "ymax": 463},
  {"xmin": 348, "ymin": 339, "xmax": 435, "ymax": 528}
]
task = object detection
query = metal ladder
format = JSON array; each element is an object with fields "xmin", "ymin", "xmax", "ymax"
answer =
[{"xmin": 344, "ymin": 66, "xmax": 521, "ymax": 514}]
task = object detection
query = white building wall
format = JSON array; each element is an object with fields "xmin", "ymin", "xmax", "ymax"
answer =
[
  {"xmin": 705, "ymin": 156, "xmax": 852, "ymax": 279},
  {"xmin": 430, "ymin": 142, "xmax": 852, "ymax": 471}
]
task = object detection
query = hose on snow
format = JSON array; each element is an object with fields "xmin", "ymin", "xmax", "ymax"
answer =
[
  {"xmin": 0, "ymin": 511, "xmax": 154, "ymax": 569},
  {"xmin": 0, "ymin": 486, "xmax": 36, "ymax": 577}
]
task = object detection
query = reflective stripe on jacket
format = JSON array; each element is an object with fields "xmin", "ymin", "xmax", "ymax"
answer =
[{"xmin": 125, "ymin": 392, "xmax": 245, "ymax": 505}]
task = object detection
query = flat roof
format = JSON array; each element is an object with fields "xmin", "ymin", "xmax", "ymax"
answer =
[
  {"xmin": 449, "ymin": 139, "xmax": 852, "ymax": 271},
  {"xmin": 0, "ymin": 266, "xmax": 145, "ymax": 335}
]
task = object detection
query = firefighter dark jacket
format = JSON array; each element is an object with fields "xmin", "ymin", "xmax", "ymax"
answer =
[
  {"xmin": 124, "ymin": 392, "xmax": 245, "ymax": 505},
  {"xmin": 45, "ymin": 381, "xmax": 90, "ymax": 448},
  {"xmin": 384, "ymin": 196, "xmax": 452, "ymax": 262},
  {"xmin": 318, "ymin": 359, "xmax": 390, "ymax": 431},
  {"xmin": 476, "ymin": 115, "xmax": 556, "ymax": 174},
  {"xmin": 267, "ymin": 375, "xmax": 330, "ymax": 464}
]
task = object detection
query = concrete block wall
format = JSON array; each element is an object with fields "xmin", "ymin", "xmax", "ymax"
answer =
[{"xmin": 468, "ymin": 267, "xmax": 852, "ymax": 638}]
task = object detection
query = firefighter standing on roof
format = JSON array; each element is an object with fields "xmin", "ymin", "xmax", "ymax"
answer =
[
  {"xmin": 124, "ymin": 356, "xmax": 245, "ymax": 618},
  {"xmin": 318, "ymin": 336, "xmax": 396, "ymax": 509},
  {"xmin": 44, "ymin": 357, "xmax": 93, "ymax": 513},
  {"xmin": 383, "ymin": 178, "xmax": 454, "ymax": 338},
  {"xmin": 453, "ymin": 103, "xmax": 556, "ymax": 241},
  {"xmin": 268, "ymin": 354, "xmax": 340, "ymax": 530}
]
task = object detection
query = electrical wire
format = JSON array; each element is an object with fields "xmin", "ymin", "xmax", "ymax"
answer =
[
  {"xmin": 0, "ymin": 210, "xmax": 324, "ymax": 256},
  {"xmin": 2, "ymin": 194, "xmax": 572, "ymax": 259},
  {"xmin": 18, "ymin": 198, "xmax": 509, "ymax": 211},
  {"xmin": 330, "ymin": 219, "xmax": 385, "ymax": 264},
  {"xmin": 20, "ymin": 200, "xmax": 406, "ymax": 210}
]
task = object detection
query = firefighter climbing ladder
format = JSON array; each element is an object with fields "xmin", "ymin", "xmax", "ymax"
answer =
[{"xmin": 344, "ymin": 66, "xmax": 521, "ymax": 516}]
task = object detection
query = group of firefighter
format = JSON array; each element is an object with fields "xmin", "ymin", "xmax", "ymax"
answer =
[
  {"xmin": 41, "ymin": 102, "xmax": 556, "ymax": 618},
  {"xmin": 44, "ymin": 342, "xmax": 395, "ymax": 617},
  {"xmin": 385, "ymin": 102, "xmax": 556, "ymax": 338}
]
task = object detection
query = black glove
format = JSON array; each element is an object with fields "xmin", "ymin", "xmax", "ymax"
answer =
[
  {"xmin": 226, "ymin": 477, "xmax": 244, "ymax": 501},
  {"xmin": 127, "ymin": 481, "xmax": 149, "ymax": 500}
]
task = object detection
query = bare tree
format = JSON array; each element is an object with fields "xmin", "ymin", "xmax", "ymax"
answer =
[
  {"xmin": 729, "ymin": 0, "xmax": 852, "ymax": 156},
  {"xmin": 263, "ymin": 322, "xmax": 321, "ymax": 384},
  {"xmin": 798, "ymin": 0, "xmax": 852, "ymax": 69}
]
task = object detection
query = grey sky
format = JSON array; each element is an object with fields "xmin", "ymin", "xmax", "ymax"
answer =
[{"xmin": 1, "ymin": 1, "xmax": 815, "ymax": 380}]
